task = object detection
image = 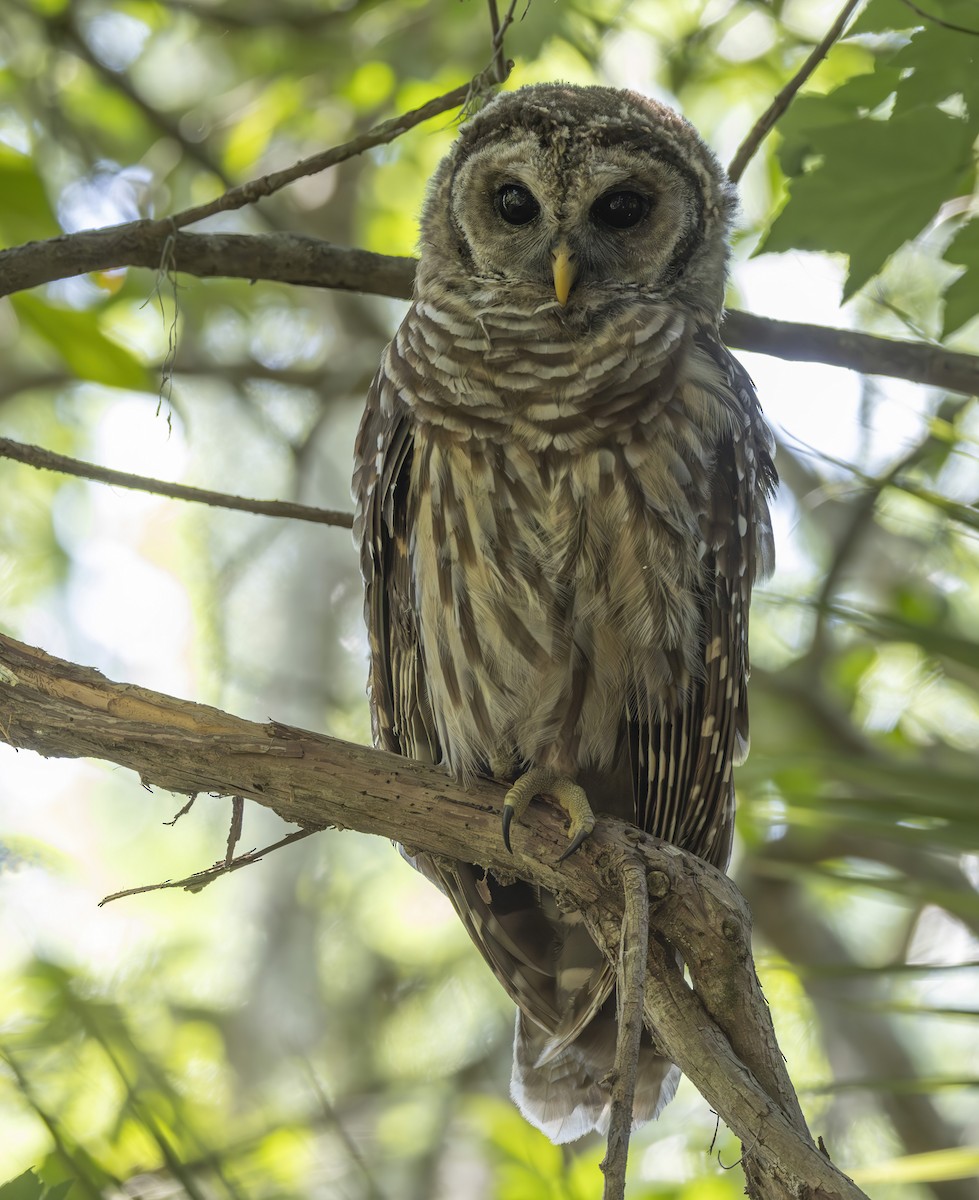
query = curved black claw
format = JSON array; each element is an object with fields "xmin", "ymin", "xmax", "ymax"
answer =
[
  {"xmin": 502, "ymin": 803, "xmax": 514, "ymax": 854},
  {"xmin": 557, "ymin": 825, "xmax": 592, "ymax": 864}
]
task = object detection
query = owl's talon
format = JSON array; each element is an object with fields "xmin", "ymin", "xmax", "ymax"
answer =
[
  {"xmin": 501, "ymin": 767, "xmax": 595, "ymax": 860},
  {"xmin": 502, "ymin": 803, "xmax": 515, "ymax": 853},
  {"xmin": 558, "ymin": 823, "xmax": 593, "ymax": 863},
  {"xmin": 501, "ymin": 774, "xmax": 535, "ymax": 851}
]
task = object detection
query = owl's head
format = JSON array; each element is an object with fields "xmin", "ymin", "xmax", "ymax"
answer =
[{"xmin": 417, "ymin": 84, "xmax": 735, "ymax": 322}]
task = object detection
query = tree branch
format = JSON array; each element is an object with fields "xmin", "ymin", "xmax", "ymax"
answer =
[
  {"xmin": 719, "ymin": 308, "xmax": 979, "ymax": 397},
  {"xmin": 487, "ymin": 0, "xmax": 521, "ymax": 84},
  {"xmin": 0, "ymin": 230, "xmax": 417, "ymax": 301},
  {"xmin": 0, "ymin": 436, "xmax": 354, "ymax": 530},
  {"xmin": 0, "ymin": 631, "xmax": 869, "ymax": 1200},
  {"xmin": 3, "ymin": 230, "xmax": 976, "ymax": 396}
]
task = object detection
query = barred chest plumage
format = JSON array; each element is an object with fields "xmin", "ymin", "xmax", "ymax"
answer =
[{"xmin": 379, "ymin": 292, "xmax": 742, "ymax": 793}]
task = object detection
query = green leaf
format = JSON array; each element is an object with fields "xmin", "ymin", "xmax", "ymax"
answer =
[
  {"xmin": 765, "ymin": 5, "xmax": 979, "ymax": 298},
  {"xmin": 889, "ymin": 24, "xmax": 979, "ymax": 117},
  {"xmin": 0, "ymin": 1172, "xmax": 46, "ymax": 1200},
  {"xmin": 0, "ymin": 1173, "xmax": 74, "ymax": 1200},
  {"xmin": 772, "ymin": 70, "xmax": 900, "ymax": 174},
  {"xmin": 0, "ymin": 146, "xmax": 59, "ymax": 248},
  {"xmin": 11, "ymin": 294, "xmax": 152, "ymax": 392},
  {"xmin": 942, "ymin": 217, "xmax": 979, "ymax": 336},
  {"xmin": 850, "ymin": 0, "xmax": 979, "ymax": 35},
  {"xmin": 761, "ymin": 108, "xmax": 976, "ymax": 298},
  {"xmin": 848, "ymin": 0, "xmax": 923, "ymax": 34}
]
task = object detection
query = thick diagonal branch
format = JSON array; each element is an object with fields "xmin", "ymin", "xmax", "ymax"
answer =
[{"xmin": 0, "ymin": 632, "xmax": 868, "ymax": 1200}]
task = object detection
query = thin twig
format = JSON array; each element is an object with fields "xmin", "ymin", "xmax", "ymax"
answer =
[
  {"xmin": 226, "ymin": 795, "xmax": 245, "ymax": 866},
  {"xmin": 165, "ymin": 795, "xmax": 197, "ymax": 825},
  {"xmin": 164, "ymin": 62, "xmax": 509, "ymax": 232},
  {"xmin": 99, "ymin": 828, "xmax": 316, "ymax": 905},
  {"xmin": 899, "ymin": 0, "xmax": 979, "ymax": 35},
  {"xmin": 487, "ymin": 0, "xmax": 522, "ymax": 83},
  {"xmin": 167, "ymin": 91, "xmax": 462, "ymax": 231},
  {"xmin": 488, "ymin": 0, "xmax": 505, "ymax": 80},
  {"xmin": 601, "ymin": 857, "xmax": 650, "ymax": 1200},
  {"xmin": 0, "ymin": 436, "xmax": 354, "ymax": 529},
  {"xmin": 728, "ymin": 0, "xmax": 863, "ymax": 182}
]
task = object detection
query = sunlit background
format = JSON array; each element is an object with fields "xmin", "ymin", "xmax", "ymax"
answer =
[{"xmin": 1, "ymin": 1, "xmax": 978, "ymax": 1197}]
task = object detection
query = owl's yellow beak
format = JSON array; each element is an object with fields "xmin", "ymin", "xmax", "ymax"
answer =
[{"xmin": 551, "ymin": 242, "xmax": 577, "ymax": 306}]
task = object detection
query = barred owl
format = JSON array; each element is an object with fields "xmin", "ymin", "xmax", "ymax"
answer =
[{"xmin": 353, "ymin": 83, "xmax": 776, "ymax": 1143}]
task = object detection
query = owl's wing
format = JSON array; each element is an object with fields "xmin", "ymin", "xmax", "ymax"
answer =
[
  {"xmin": 353, "ymin": 367, "xmax": 439, "ymax": 765},
  {"xmin": 632, "ymin": 339, "xmax": 776, "ymax": 868}
]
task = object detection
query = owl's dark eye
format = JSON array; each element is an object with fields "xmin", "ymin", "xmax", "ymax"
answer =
[
  {"xmin": 591, "ymin": 190, "xmax": 649, "ymax": 230},
  {"xmin": 496, "ymin": 183, "xmax": 540, "ymax": 226}
]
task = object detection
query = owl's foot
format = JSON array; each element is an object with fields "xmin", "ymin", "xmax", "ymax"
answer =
[{"xmin": 502, "ymin": 767, "xmax": 596, "ymax": 862}]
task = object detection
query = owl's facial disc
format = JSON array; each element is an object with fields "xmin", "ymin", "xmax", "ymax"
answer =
[
  {"xmin": 450, "ymin": 143, "xmax": 702, "ymax": 308},
  {"xmin": 429, "ymin": 86, "xmax": 736, "ymax": 317}
]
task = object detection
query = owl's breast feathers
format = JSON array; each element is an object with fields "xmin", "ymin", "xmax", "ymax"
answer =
[
  {"xmin": 355, "ymin": 292, "xmax": 775, "ymax": 840},
  {"xmin": 352, "ymin": 287, "xmax": 774, "ymax": 1135}
]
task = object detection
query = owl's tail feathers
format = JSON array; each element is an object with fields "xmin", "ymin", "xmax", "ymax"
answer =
[{"xmin": 510, "ymin": 1010, "xmax": 681, "ymax": 1145}]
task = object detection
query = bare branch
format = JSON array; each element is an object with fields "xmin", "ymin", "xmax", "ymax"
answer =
[
  {"xmin": 0, "ymin": 631, "xmax": 870, "ymax": 1200},
  {"xmin": 0, "ymin": 437, "xmax": 354, "ymax": 530},
  {"xmin": 0, "ymin": 71, "xmax": 488, "ymax": 300},
  {"xmin": 720, "ymin": 308, "xmax": 979, "ymax": 397},
  {"xmin": 0, "ymin": 230, "xmax": 416, "ymax": 302},
  {"xmin": 728, "ymin": 0, "xmax": 863, "ymax": 182}
]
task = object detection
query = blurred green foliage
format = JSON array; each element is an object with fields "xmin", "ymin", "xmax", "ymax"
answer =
[
  {"xmin": 0, "ymin": 1, "xmax": 978, "ymax": 1198},
  {"xmin": 0, "ymin": 1170, "xmax": 73, "ymax": 1200},
  {"xmin": 763, "ymin": 0, "xmax": 979, "ymax": 306}
]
